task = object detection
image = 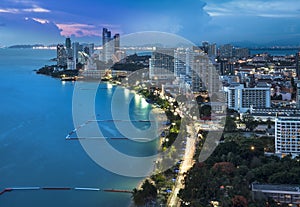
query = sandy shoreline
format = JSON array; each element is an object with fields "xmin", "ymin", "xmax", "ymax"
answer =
[{"xmin": 128, "ymin": 105, "xmax": 167, "ymax": 207}]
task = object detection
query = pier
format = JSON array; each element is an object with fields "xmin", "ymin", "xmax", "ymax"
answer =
[
  {"xmin": 65, "ymin": 119, "xmax": 164, "ymax": 140},
  {"xmin": 0, "ymin": 186, "xmax": 133, "ymax": 196},
  {"xmin": 66, "ymin": 137, "xmax": 153, "ymax": 141}
]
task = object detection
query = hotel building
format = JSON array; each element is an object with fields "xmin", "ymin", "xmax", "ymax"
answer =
[
  {"xmin": 275, "ymin": 117, "xmax": 300, "ymax": 156},
  {"xmin": 225, "ymin": 84, "xmax": 271, "ymax": 113}
]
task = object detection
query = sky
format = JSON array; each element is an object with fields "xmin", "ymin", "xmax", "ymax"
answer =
[{"xmin": 0, "ymin": 0, "xmax": 300, "ymax": 46}]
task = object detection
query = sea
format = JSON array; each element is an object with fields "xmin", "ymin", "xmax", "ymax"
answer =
[
  {"xmin": 250, "ymin": 49, "xmax": 299, "ymax": 56},
  {"xmin": 0, "ymin": 48, "xmax": 157, "ymax": 206}
]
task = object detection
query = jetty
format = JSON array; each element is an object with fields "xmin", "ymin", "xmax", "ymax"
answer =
[
  {"xmin": 0, "ymin": 186, "xmax": 133, "ymax": 196},
  {"xmin": 65, "ymin": 119, "xmax": 164, "ymax": 140}
]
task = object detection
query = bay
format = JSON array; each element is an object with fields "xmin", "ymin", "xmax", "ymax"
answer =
[{"xmin": 0, "ymin": 48, "xmax": 156, "ymax": 207}]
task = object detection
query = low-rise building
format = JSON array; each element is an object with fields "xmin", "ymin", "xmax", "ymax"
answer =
[
  {"xmin": 252, "ymin": 183, "xmax": 300, "ymax": 206},
  {"xmin": 224, "ymin": 84, "xmax": 271, "ymax": 113}
]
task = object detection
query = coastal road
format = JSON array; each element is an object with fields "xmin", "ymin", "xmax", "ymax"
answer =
[{"xmin": 167, "ymin": 124, "xmax": 197, "ymax": 207}]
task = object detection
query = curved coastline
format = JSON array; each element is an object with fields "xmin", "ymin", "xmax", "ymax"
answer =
[
  {"xmin": 128, "ymin": 106, "xmax": 168, "ymax": 207},
  {"xmin": 35, "ymin": 66, "xmax": 174, "ymax": 206}
]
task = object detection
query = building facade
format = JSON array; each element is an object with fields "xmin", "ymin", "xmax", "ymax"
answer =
[
  {"xmin": 296, "ymin": 83, "xmax": 300, "ymax": 109},
  {"xmin": 296, "ymin": 52, "xmax": 300, "ymax": 79},
  {"xmin": 219, "ymin": 44, "xmax": 233, "ymax": 58},
  {"xmin": 57, "ymin": 44, "xmax": 67, "ymax": 67},
  {"xmin": 225, "ymin": 84, "xmax": 271, "ymax": 113},
  {"xmin": 102, "ymin": 28, "xmax": 120, "ymax": 63},
  {"xmin": 65, "ymin": 37, "xmax": 72, "ymax": 59},
  {"xmin": 149, "ymin": 48, "xmax": 175, "ymax": 80},
  {"xmin": 102, "ymin": 28, "xmax": 113, "ymax": 63},
  {"xmin": 192, "ymin": 54, "xmax": 220, "ymax": 93},
  {"xmin": 252, "ymin": 183, "xmax": 300, "ymax": 206},
  {"xmin": 275, "ymin": 117, "xmax": 300, "ymax": 156}
]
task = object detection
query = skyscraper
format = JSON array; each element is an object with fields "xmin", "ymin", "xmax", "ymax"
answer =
[
  {"xmin": 102, "ymin": 28, "xmax": 111, "ymax": 46},
  {"xmin": 208, "ymin": 43, "xmax": 217, "ymax": 57},
  {"xmin": 65, "ymin": 37, "xmax": 72, "ymax": 59},
  {"xmin": 65, "ymin": 37, "xmax": 71, "ymax": 49},
  {"xmin": 174, "ymin": 48, "xmax": 202, "ymax": 78},
  {"xmin": 114, "ymin": 33, "xmax": 120, "ymax": 52},
  {"xmin": 72, "ymin": 42, "xmax": 80, "ymax": 66},
  {"xmin": 174, "ymin": 48, "xmax": 188, "ymax": 77},
  {"xmin": 57, "ymin": 44, "xmax": 67, "ymax": 67},
  {"xmin": 102, "ymin": 28, "xmax": 114, "ymax": 62}
]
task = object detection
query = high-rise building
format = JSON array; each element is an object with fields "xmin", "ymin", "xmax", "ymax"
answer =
[
  {"xmin": 57, "ymin": 44, "xmax": 67, "ymax": 67},
  {"xmin": 225, "ymin": 84, "xmax": 271, "ymax": 113},
  {"xmin": 201, "ymin": 42, "xmax": 217, "ymax": 57},
  {"xmin": 219, "ymin": 44, "xmax": 233, "ymax": 58},
  {"xmin": 149, "ymin": 48, "xmax": 174, "ymax": 80},
  {"xmin": 102, "ymin": 28, "xmax": 111, "ymax": 46},
  {"xmin": 208, "ymin": 43, "xmax": 217, "ymax": 57},
  {"xmin": 174, "ymin": 47, "xmax": 204, "ymax": 78},
  {"xmin": 297, "ymin": 83, "xmax": 300, "ymax": 108},
  {"xmin": 275, "ymin": 117, "xmax": 300, "ymax": 156},
  {"xmin": 65, "ymin": 37, "xmax": 72, "ymax": 59},
  {"xmin": 296, "ymin": 52, "xmax": 300, "ymax": 78},
  {"xmin": 65, "ymin": 37, "xmax": 71, "ymax": 49},
  {"xmin": 114, "ymin": 34, "xmax": 120, "ymax": 51},
  {"xmin": 102, "ymin": 28, "xmax": 114, "ymax": 63},
  {"xmin": 217, "ymin": 59, "xmax": 234, "ymax": 75},
  {"xmin": 174, "ymin": 48, "xmax": 188, "ymax": 77},
  {"xmin": 192, "ymin": 54, "xmax": 220, "ymax": 93},
  {"xmin": 72, "ymin": 42, "xmax": 80, "ymax": 67}
]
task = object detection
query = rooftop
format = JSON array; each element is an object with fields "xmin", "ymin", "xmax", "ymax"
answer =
[{"xmin": 252, "ymin": 183, "xmax": 300, "ymax": 193}]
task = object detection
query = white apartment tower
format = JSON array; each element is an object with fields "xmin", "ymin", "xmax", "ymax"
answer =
[{"xmin": 275, "ymin": 117, "xmax": 300, "ymax": 156}]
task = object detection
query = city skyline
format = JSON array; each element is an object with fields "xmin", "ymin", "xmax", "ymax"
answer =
[{"xmin": 0, "ymin": 0, "xmax": 300, "ymax": 46}]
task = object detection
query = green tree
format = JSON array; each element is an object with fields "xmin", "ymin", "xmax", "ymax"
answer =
[
  {"xmin": 132, "ymin": 188, "xmax": 145, "ymax": 206},
  {"xmin": 224, "ymin": 117, "xmax": 237, "ymax": 132},
  {"xmin": 242, "ymin": 114, "xmax": 258, "ymax": 131},
  {"xmin": 199, "ymin": 104, "xmax": 211, "ymax": 117},
  {"xmin": 132, "ymin": 180, "xmax": 157, "ymax": 206},
  {"xmin": 232, "ymin": 195, "xmax": 248, "ymax": 207}
]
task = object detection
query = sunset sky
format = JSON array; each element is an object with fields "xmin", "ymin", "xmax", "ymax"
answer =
[{"xmin": 0, "ymin": 0, "xmax": 300, "ymax": 46}]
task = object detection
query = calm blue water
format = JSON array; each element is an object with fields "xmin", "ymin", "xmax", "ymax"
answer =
[
  {"xmin": 0, "ymin": 49, "xmax": 156, "ymax": 206},
  {"xmin": 250, "ymin": 49, "xmax": 298, "ymax": 56}
]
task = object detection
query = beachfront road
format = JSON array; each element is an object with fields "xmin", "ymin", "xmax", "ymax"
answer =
[{"xmin": 167, "ymin": 124, "xmax": 198, "ymax": 207}]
